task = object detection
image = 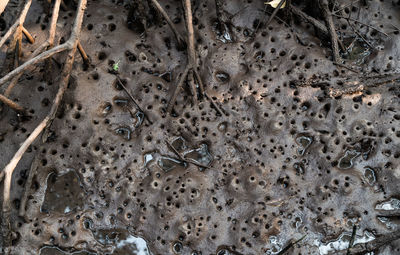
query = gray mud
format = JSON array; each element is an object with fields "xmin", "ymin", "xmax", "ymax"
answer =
[{"xmin": 1, "ymin": 0, "xmax": 400, "ymax": 254}]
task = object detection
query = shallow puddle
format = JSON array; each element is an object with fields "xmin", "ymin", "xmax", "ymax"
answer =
[{"xmin": 41, "ymin": 170, "xmax": 85, "ymax": 214}]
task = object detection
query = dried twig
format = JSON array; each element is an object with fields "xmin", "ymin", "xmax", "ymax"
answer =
[
  {"xmin": 77, "ymin": 41, "xmax": 89, "ymax": 64},
  {"xmin": 0, "ymin": 93, "xmax": 26, "ymax": 113},
  {"xmin": 332, "ymin": 13, "xmax": 389, "ymax": 37},
  {"xmin": 150, "ymin": 0, "xmax": 185, "ymax": 47},
  {"xmin": 115, "ymin": 76, "xmax": 152, "ymax": 125},
  {"xmin": 204, "ymin": 92, "xmax": 224, "ymax": 116},
  {"xmin": 167, "ymin": 65, "xmax": 190, "ymax": 113},
  {"xmin": 320, "ymin": 0, "xmax": 341, "ymax": 62},
  {"xmin": 290, "ymin": 5, "xmax": 346, "ymax": 52},
  {"xmin": 22, "ymin": 27, "xmax": 35, "ymax": 44},
  {"xmin": 18, "ymin": 156, "xmax": 40, "ymax": 216},
  {"xmin": 0, "ymin": 0, "xmax": 10, "ymax": 15},
  {"xmin": 1, "ymin": 0, "xmax": 87, "ymax": 249}
]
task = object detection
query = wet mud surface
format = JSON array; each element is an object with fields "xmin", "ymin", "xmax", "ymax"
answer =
[{"xmin": 1, "ymin": 0, "xmax": 400, "ymax": 254}]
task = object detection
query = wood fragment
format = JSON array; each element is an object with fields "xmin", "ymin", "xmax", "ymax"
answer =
[
  {"xmin": 22, "ymin": 27, "xmax": 35, "ymax": 44},
  {"xmin": 0, "ymin": 93, "xmax": 26, "ymax": 113}
]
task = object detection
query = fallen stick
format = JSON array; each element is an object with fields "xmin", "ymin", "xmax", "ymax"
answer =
[
  {"xmin": 290, "ymin": 5, "xmax": 346, "ymax": 52},
  {"xmin": 1, "ymin": 0, "xmax": 87, "ymax": 249},
  {"xmin": 77, "ymin": 41, "xmax": 89, "ymax": 64},
  {"xmin": 321, "ymin": 0, "xmax": 341, "ymax": 63},
  {"xmin": 115, "ymin": 76, "xmax": 152, "ymax": 125},
  {"xmin": 332, "ymin": 13, "xmax": 389, "ymax": 37},
  {"xmin": 150, "ymin": 0, "xmax": 185, "ymax": 47},
  {"xmin": 22, "ymin": 27, "xmax": 35, "ymax": 44},
  {"xmin": 0, "ymin": 93, "xmax": 26, "ymax": 113}
]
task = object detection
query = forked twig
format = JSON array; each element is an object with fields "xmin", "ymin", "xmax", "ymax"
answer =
[{"xmin": 4, "ymin": 0, "xmax": 62, "ymax": 97}]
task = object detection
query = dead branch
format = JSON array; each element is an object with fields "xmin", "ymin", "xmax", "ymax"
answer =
[
  {"xmin": 115, "ymin": 76, "xmax": 152, "ymax": 125},
  {"xmin": 18, "ymin": 156, "xmax": 40, "ymax": 217},
  {"xmin": 333, "ymin": 61, "xmax": 359, "ymax": 73},
  {"xmin": 332, "ymin": 13, "xmax": 389, "ymax": 37},
  {"xmin": 167, "ymin": 0, "xmax": 207, "ymax": 113},
  {"xmin": 0, "ymin": 93, "xmax": 26, "ymax": 113},
  {"xmin": 77, "ymin": 41, "xmax": 89, "ymax": 64},
  {"xmin": 0, "ymin": 0, "xmax": 86, "ymax": 88},
  {"xmin": 167, "ymin": 65, "xmax": 190, "ymax": 113},
  {"xmin": 290, "ymin": 5, "xmax": 346, "ymax": 52},
  {"xmin": 1, "ymin": 0, "xmax": 87, "ymax": 249},
  {"xmin": 150, "ymin": 0, "xmax": 185, "ymax": 47},
  {"xmin": 320, "ymin": 0, "xmax": 341, "ymax": 62},
  {"xmin": 22, "ymin": 27, "xmax": 35, "ymax": 44},
  {"xmin": 204, "ymin": 92, "xmax": 224, "ymax": 116}
]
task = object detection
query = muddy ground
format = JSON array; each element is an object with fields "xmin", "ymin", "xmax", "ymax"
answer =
[{"xmin": 1, "ymin": 0, "xmax": 400, "ymax": 254}]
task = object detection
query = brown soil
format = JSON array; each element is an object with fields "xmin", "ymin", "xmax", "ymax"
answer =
[{"xmin": 1, "ymin": 0, "xmax": 400, "ymax": 254}]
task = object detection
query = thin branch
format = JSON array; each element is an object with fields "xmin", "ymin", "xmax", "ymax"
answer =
[
  {"xmin": 332, "ymin": 13, "xmax": 389, "ymax": 37},
  {"xmin": 77, "ymin": 41, "xmax": 89, "ymax": 64},
  {"xmin": 167, "ymin": 65, "xmax": 190, "ymax": 113},
  {"xmin": 150, "ymin": 0, "xmax": 185, "ymax": 47},
  {"xmin": 333, "ymin": 62, "xmax": 359, "ymax": 73},
  {"xmin": 115, "ymin": 76, "xmax": 152, "ymax": 125},
  {"xmin": 22, "ymin": 27, "xmax": 35, "ymax": 44},
  {"xmin": 321, "ymin": 0, "xmax": 341, "ymax": 62},
  {"xmin": 0, "ymin": 42, "xmax": 70, "ymax": 87},
  {"xmin": 18, "ymin": 156, "xmax": 40, "ymax": 217},
  {"xmin": 0, "ymin": 93, "xmax": 26, "ymax": 113},
  {"xmin": 1, "ymin": 0, "xmax": 87, "ymax": 249},
  {"xmin": 204, "ymin": 92, "xmax": 225, "ymax": 116},
  {"xmin": 188, "ymin": 70, "xmax": 198, "ymax": 105}
]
